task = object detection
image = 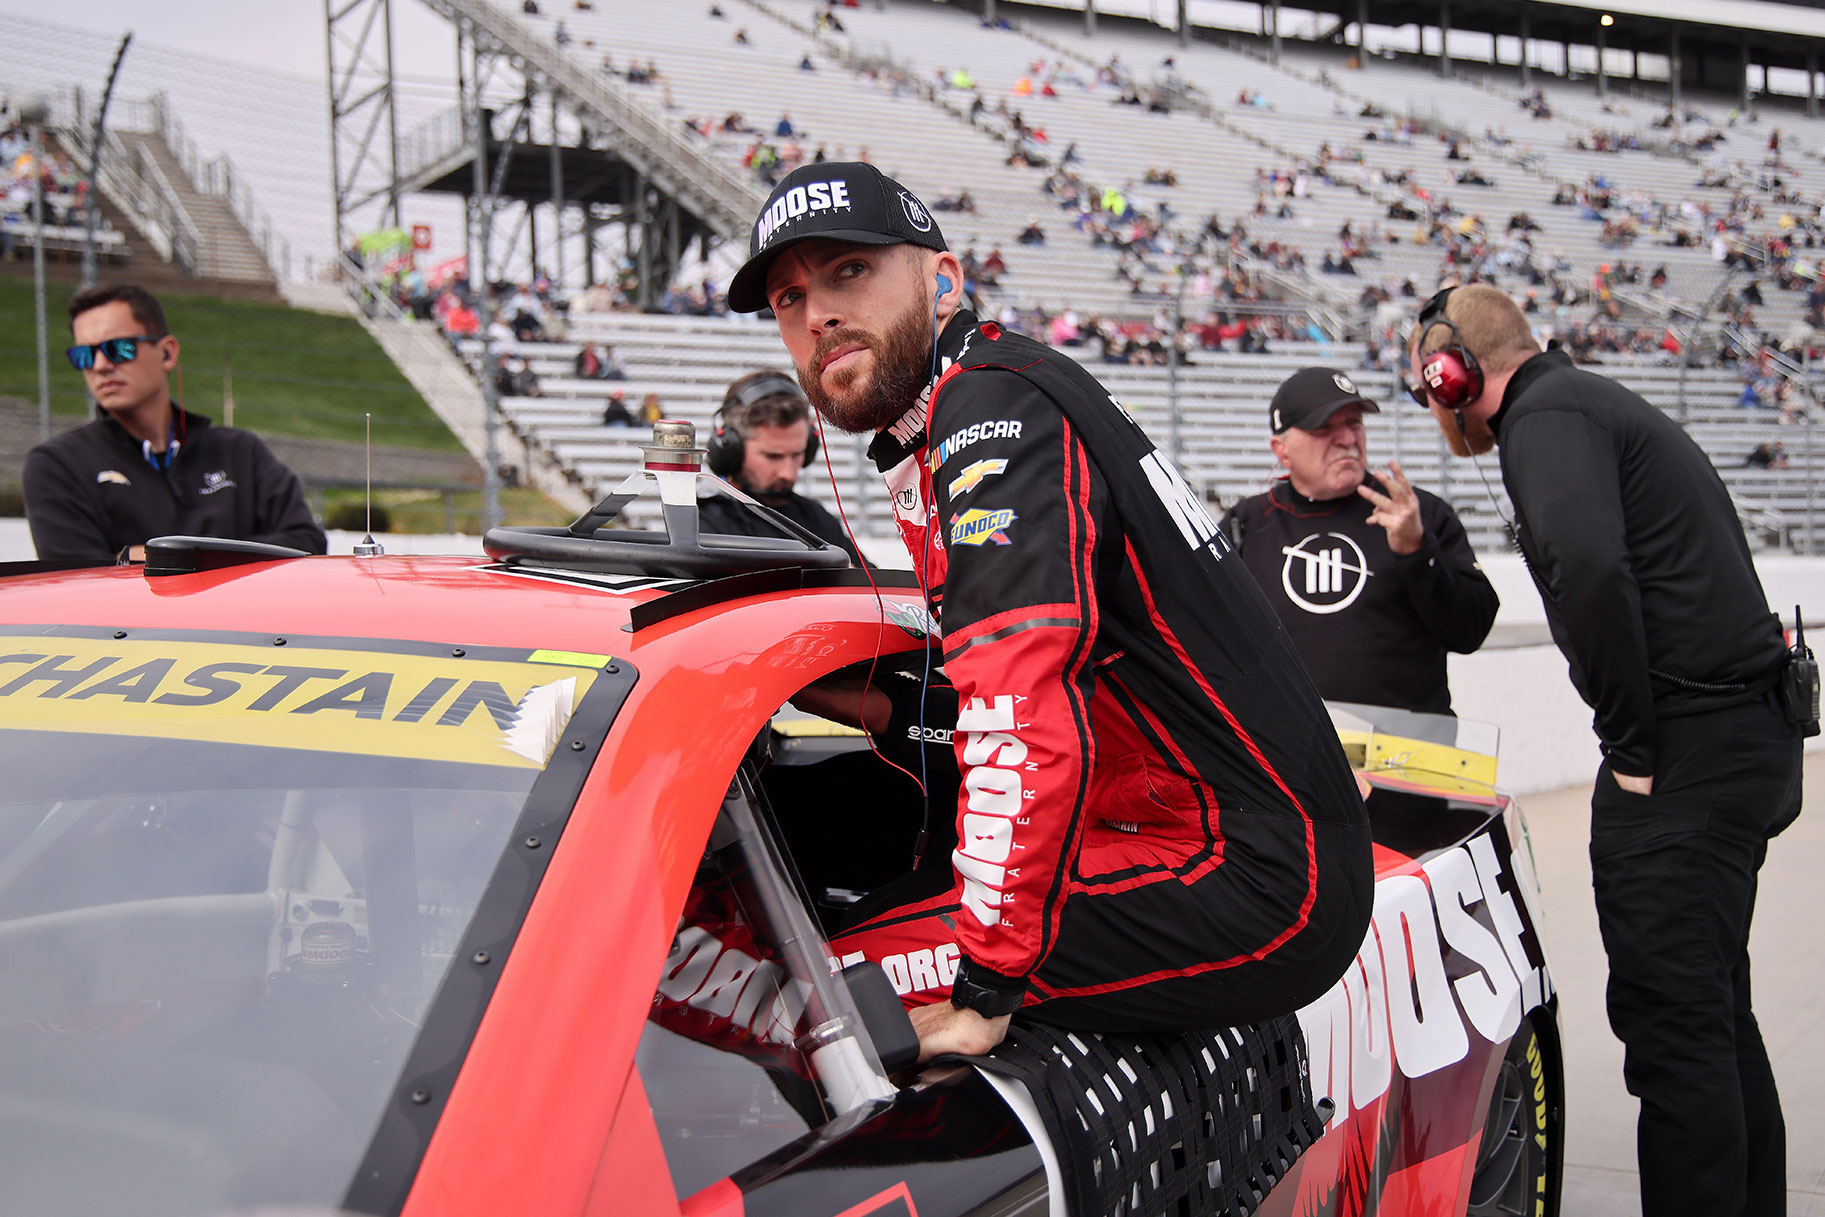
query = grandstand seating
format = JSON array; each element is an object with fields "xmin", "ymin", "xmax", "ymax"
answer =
[
  {"xmin": 443, "ymin": 0, "xmax": 1825, "ymax": 552},
  {"xmin": 461, "ymin": 310, "xmax": 1810, "ymax": 554}
]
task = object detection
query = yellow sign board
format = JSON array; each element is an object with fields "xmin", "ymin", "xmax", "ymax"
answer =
[{"xmin": 0, "ymin": 638, "xmax": 603, "ymax": 769}]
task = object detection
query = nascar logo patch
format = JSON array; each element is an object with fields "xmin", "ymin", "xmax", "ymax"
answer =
[
  {"xmin": 949, "ymin": 508, "xmax": 1016, "ymax": 547},
  {"xmin": 947, "ymin": 458, "xmax": 1008, "ymax": 498}
]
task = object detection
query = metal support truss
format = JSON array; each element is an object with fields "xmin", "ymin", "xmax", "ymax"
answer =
[{"xmin": 325, "ymin": 0, "xmax": 403, "ymax": 251}]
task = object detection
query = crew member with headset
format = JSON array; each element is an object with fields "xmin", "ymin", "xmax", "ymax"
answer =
[
  {"xmin": 726, "ymin": 160, "xmax": 1372, "ymax": 1067},
  {"xmin": 1221, "ymin": 366, "xmax": 1498, "ymax": 715},
  {"xmin": 697, "ymin": 369, "xmax": 863, "ymax": 564},
  {"xmin": 1408, "ymin": 282, "xmax": 1809, "ymax": 1217}
]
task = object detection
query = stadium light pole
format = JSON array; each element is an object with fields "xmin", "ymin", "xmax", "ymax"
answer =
[
  {"xmin": 21, "ymin": 94, "xmax": 51, "ymax": 444},
  {"xmin": 1438, "ymin": 0, "xmax": 1450, "ymax": 77},
  {"xmin": 1596, "ymin": 14, "xmax": 1611, "ymax": 102},
  {"xmin": 1519, "ymin": 4, "xmax": 1531, "ymax": 90}
]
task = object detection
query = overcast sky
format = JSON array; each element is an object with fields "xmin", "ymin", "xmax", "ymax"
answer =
[{"xmin": 0, "ymin": 0, "xmax": 460, "ymax": 86}]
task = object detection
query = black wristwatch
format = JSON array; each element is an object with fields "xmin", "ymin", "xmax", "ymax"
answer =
[{"xmin": 949, "ymin": 959, "xmax": 1027, "ymax": 1018}]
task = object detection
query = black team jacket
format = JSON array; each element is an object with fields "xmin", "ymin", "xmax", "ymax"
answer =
[
  {"xmin": 1220, "ymin": 477, "xmax": 1498, "ymax": 715},
  {"xmin": 22, "ymin": 408, "xmax": 328, "ymax": 562},
  {"xmin": 696, "ymin": 487, "xmax": 863, "ymax": 565},
  {"xmin": 1495, "ymin": 348, "xmax": 1785, "ymax": 775}
]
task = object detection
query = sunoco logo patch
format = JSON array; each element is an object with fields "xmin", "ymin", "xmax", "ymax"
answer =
[{"xmin": 949, "ymin": 508, "xmax": 1016, "ymax": 547}]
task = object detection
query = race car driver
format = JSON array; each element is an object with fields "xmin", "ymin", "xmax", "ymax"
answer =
[
  {"xmin": 1221, "ymin": 367, "xmax": 1498, "ymax": 715},
  {"xmin": 728, "ymin": 162, "xmax": 1373, "ymax": 1063}
]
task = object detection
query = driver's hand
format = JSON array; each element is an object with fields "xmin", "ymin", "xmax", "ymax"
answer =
[{"xmin": 909, "ymin": 1001, "xmax": 1012, "ymax": 1063}]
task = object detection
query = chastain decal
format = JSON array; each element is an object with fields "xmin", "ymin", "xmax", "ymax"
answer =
[
  {"xmin": 949, "ymin": 509, "xmax": 1016, "ymax": 547},
  {"xmin": 1295, "ymin": 826, "xmax": 1549, "ymax": 1130}
]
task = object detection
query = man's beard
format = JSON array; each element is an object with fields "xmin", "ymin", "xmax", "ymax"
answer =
[
  {"xmin": 797, "ymin": 299, "xmax": 934, "ymax": 435},
  {"xmin": 1431, "ymin": 403, "xmax": 1497, "ymax": 457}
]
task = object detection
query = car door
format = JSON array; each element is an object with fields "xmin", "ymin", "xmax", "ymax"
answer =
[{"xmin": 636, "ymin": 764, "xmax": 1049, "ymax": 1217}]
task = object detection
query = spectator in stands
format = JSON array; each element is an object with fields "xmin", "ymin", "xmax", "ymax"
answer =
[
  {"xmin": 1745, "ymin": 441, "xmax": 1788, "ymax": 469},
  {"xmin": 639, "ymin": 392, "xmax": 663, "ymax": 424},
  {"xmin": 24, "ymin": 283, "xmax": 326, "ymax": 563},
  {"xmin": 696, "ymin": 370, "xmax": 860, "ymax": 562},
  {"xmin": 1017, "ymin": 218, "xmax": 1046, "ymax": 245},
  {"xmin": 1220, "ymin": 368, "xmax": 1496, "ymax": 715},
  {"xmin": 554, "ymin": 20, "xmax": 570, "ymax": 46},
  {"xmin": 979, "ymin": 246, "xmax": 1007, "ymax": 285},
  {"xmin": 775, "ymin": 113, "xmax": 797, "ymax": 138},
  {"xmin": 733, "ymin": 26, "xmax": 750, "ymax": 44},
  {"xmin": 575, "ymin": 341, "xmax": 626, "ymax": 380},
  {"xmin": 601, "ymin": 390, "xmax": 634, "ymax": 428},
  {"xmin": 493, "ymin": 355, "xmax": 541, "ymax": 399},
  {"xmin": 521, "ymin": 0, "xmax": 539, "ymax": 11}
]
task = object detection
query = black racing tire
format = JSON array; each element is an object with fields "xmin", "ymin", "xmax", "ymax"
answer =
[{"xmin": 1466, "ymin": 1010, "xmax": 1563, "ymax": 1217}]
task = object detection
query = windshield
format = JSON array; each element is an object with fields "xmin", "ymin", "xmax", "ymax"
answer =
[{"xmin": 0, "ymin": 631, "xmax": 608, "ymax": 1217}]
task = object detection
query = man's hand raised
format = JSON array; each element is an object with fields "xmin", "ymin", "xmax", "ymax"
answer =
[{"xmin": 1357, "ymin": 460, "xmax": 1425, "ymax": 555}]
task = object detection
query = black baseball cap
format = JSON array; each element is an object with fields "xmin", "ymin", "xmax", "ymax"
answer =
[
  {"xmin": 1268, "ymin": 367, "xmax": 1381, "ymax": 435},
  {"xmin": 727, "ymin": 162, "xmax": 948, "ymax": 313}
]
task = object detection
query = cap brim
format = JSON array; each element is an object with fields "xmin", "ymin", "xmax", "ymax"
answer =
[
  {"xmin": 1293, "ymin": 396, "xmax": 1381, "ymax": 430},
  {"xmin": 727, "ymin": 229, "xmax": 908, "ymax": 313}
]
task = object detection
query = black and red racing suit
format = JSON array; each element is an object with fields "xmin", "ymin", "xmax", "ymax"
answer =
[{"xmin": 829, "ymin": 311, "xmax": 1373, "ymax": 1030}]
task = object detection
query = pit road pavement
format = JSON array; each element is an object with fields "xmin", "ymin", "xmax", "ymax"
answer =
[{"xmin": 1523, "ymin": 752, "xmax": 1825, "ymax": 1214}]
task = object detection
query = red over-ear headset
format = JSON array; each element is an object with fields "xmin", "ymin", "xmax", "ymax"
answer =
[{"xmin": 1414, "ymin": 287, "xmax": 1484, "ymax": 411}]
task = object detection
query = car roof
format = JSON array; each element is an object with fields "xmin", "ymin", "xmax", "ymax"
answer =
[{"xmin": 0, "ymin": 556, "xmax": 656, "ymax": 649}]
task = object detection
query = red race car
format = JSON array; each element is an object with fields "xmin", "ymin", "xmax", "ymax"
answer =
[{"xmin": 0, "ymin": 428, "xmax": 1561, "ymax": 1217}]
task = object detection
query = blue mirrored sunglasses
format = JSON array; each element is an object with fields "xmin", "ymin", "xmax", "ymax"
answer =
[{"xmin": 66, "ymin": 336, "xmax": 158, "ymax": 372}]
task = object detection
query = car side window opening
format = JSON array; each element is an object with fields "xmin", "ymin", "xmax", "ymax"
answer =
[
  {"xmin": 762, "ymin": 662, "xmax": 963, "ymax": 935},
  {"xmin": 639, "ymin": 765, "xmax": 896, "ymax": 1199}
]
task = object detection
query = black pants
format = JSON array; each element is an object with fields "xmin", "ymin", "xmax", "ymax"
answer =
[{"xmin": 1590, "ymin": 692, "xmax": 1802, "ymax": 1217}]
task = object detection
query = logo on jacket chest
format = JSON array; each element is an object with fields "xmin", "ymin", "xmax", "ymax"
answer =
[
  {"xmin": 198, "ymin": 470, "xmax": 237, "ymax": 496},
  {"xmin": 1280, "ymin": 532, "xmax": 1374, "ymax": 614}
]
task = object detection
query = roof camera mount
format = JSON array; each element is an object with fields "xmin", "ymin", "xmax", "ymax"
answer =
[{"xmin": 483, "ymin": 420, "xmax": 854, "ymax": 579}]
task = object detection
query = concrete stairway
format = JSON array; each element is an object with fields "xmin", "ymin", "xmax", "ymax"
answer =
[
  {"xmin": 358, "ymin": 315, "xmax": 591, "ymax": 517},
  {"xmin": 113, "ymin": 130, "xmax": 275, "ymax": 287}
]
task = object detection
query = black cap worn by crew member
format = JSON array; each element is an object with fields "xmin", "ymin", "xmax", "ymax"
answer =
[
  {"xmin": 1268, "ymin": 367, "xmax": 1382, "ymax": 435},
  {"xmin": 727, "ymin": 161, "xmax": 949, "ymax": 313}
]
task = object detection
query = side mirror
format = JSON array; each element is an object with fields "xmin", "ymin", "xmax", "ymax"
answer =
[{"xmin": 840, "ymin": 961, "xmax": 919, "ymax": 1075}]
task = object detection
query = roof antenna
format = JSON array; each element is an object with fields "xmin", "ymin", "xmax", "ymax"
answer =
[{"xmin": 353, "ymin": 412, "xmax": 383, "ymax": 558}]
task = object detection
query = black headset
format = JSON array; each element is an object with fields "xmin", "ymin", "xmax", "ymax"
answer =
[{"xmin": 707, "ymin": 373, "xmax": 818, "ymax": 478}]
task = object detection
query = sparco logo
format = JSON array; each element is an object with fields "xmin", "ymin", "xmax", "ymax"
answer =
[
  {"xmin": 1280, "ymin": 532, "xmax": 1372, "ymax": 614},
  {"xmin": 755, "ymin": 179, "xmax": 852, "ymax": 249},
  {"xmin": 906, "ymin": 724, "xmax": 954, "ymax": 743}
]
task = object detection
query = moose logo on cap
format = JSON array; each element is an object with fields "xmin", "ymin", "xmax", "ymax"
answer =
[{"xmin": 755, "ymin": 178, "xmax": 854, "ymax": 250}]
